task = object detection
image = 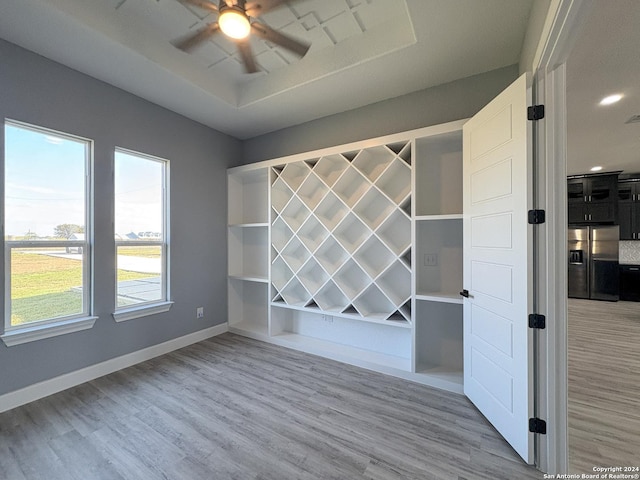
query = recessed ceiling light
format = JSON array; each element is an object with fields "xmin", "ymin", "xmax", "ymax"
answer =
[
  {"xmin": 600, "ymin": 94, "xmax": 623, "ymax": 106},
  {"xmin": 590, "ymin": 166, "xmax": 603, "ymax": 172}
]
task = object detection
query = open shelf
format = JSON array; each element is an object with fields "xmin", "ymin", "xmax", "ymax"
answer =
[
  {"xmin": 280, "ymin": 162, "xmax": 310, "ymax": 192},
  {"xmin": 281, "ymin": 196, "xmax": 311, "ymax": 233},
  {"xmin": 415, "ymin": 219, "xmax": 463, "ymax": 301},
  {"xmin": 353, "ymin": 284, "xmax": 396, "ymax": 320},
  {"xmin": 269, "ymin": 301, "xmax": 411, "ymax": 329},
  {"xmin": 228, "ymin": 121, "xmax": 468, "ymax": 394},
  {"xmin": 354, "ymin": 235, "xmax": 395, "ymax": 280},
  {"xmin": 280, "ymin": 237, "xmax": 311, "ymax": 274},
  {"xmin": 228, "ymin": 274, "xmax": 269, "ymax": 283},
  {"xmin": 271, "ymin": 216, "xmax": 293, "ymax": 253},
  {"xmin": 376, "ymin": 261, "xmax": 411, "ymax": 306},
  {"xmin": 414, "ymin": 299, "xmax": 463, "ymax": 387},
  {"xmin": 333, "ymin": 167, "xmax": 369, "ymax": 208},
  {"xmin": 314, "ymin": 154, "xmax": 349, "ymax": 187},
  {"xmin": 280, "ymin": 277, "xmax": 312, "ymax": 307},
  {"xmin": 271, "ymin": 256, "xmax": 293, "ymax": 292},
  {"xmin": 315, "ymin": 237, "xmax": 349, "ymax": 276},
  {"xmin": 228, "ymin": 168, "xmax": 269, "ymax": 225},
  {"xmin": 416, "ymin": 293, "xmax": 463, "ymax": 305},
  {"xmin": 353, "ymin": 188, "xmax": 395, "ymax": 230},
  {"xmin": 415, "ymin": 214, "xmax": 463, "ymax": 221},
  {"xmin": 315, "ymin": 192, "xmax": 348, "ymax": 231},
  {"xmin": 270, "ymin": 306, "xmax": 412, "ymax": 370},
  {"xmin": 376, "ymin": 208, "xmax": 411, "ymax": 256},
  {"xmin": 314, "ymin": 280, "xmax": 350, "ymax": 313},
  {"xmin": 228, "ymin": 320, "xmax": 269, "ymax": 340},
  {"xmin": 228, "ymin": 222, "xmax": 269, "ymax": 228},
  {"xmin": 333, "ymin": 213, "xmax": 371, "ymax": 254},
  {"xmin": 333, "ymin": 259, "xmax": 370, "ymax": 299},
  {"xmin": 228, "ymin": 278, "xmax": 269, "ymax": 331},
  {"xmin": 297, "ymin": 216, "xmax": 329, "ymax": 254},
  {"xmin": 352, "ymin": 146, "xmax": 394, "ymax": 182},
  {"xmin": 297, "ymin": 173, "xmax": 329, "ymax": 211},
  {"xmin": 271, "ymin": 176, "xmax": 294, "ymax": 214},
  {"xmin": 297, "ymin": 257, "xmax": 330, "ymax": 296},
  {"xmin": 228, "ymin": 225, "xmax": 269, "ymax": 280},
  {"xmin": 376, "ymin": 158, "xmax": 411, "ymax": 204},
  {"xmin": 414, "ymin": 131, "xmax": 462, "ymax": 216}
]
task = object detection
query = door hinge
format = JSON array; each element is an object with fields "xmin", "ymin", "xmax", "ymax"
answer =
[
  {"xmin": 527, "ymin": 105, "xmax": 545, "ymax": 121},
  {"xmin": 528, "ymin": 313, "xmax": 546, "ymax": 329},
  {"xmin": 529, "ymin": 418, "xmax": 547, "ymax": 434},
  {"xmin": 528, "ymin": 209, "xmax": 546, "ymax": 224}
]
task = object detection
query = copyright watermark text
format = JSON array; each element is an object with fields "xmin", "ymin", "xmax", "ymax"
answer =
[{"xmin": 543, "ymin": 466, "xmax": 640, "ymax": 479}]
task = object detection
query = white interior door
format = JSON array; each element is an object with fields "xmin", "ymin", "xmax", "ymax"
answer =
[{"xmin": 462, "ymin": 73, "xmax": 534, "ymax": 463}]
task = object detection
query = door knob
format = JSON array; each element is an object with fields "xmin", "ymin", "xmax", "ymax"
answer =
[{"xmin": 460, "ymin": 289, "xmax": 470, "ymax": 298}]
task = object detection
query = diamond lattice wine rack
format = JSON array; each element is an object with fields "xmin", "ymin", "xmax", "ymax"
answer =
[{"xmin": 270, "ymin": 142, "xmax": 412, "ymax": 325}]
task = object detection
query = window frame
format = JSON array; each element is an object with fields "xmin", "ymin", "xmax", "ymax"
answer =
[
  {"xmin": 2, "ymin": 119, "xmax": 96, "ymax": 345},
  {"xmin": 112, "ymin": 147, "xmax": 171, "ymax": 321}
]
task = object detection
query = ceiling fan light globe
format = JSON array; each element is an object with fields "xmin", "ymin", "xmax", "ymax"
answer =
[{"xmin": 219, "ymin": 9, "xmax": 251, "ymax": 40}]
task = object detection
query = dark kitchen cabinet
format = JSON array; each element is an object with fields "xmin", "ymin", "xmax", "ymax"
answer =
[
  {"xmin": 618, "ymin": 180, "xmax": 640, "ymax": 240},
  {"xmin": 620, "ymin": 264, "xmax": 640, "ymax": 301},
  {"xmin": 567, "ymin": 174, "xmax": 618, "ymax": 224}
]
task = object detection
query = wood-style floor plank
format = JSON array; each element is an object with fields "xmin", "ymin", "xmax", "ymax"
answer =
[
  {"xmin": 0, "ymin": 333, "xmax": 540, "ymax": 479},
  {"xmin": 568, "ymin": 299, "xmax": 640, "ymax": 472}
]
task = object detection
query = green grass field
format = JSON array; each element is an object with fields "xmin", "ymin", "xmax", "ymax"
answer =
[
  {"xmin": 10, "ymin": 250, "xmax": 155, "ymax": 326},
  {"xmin": 117, "ymin": 245, "xmax": 161, "ymax": 258}
]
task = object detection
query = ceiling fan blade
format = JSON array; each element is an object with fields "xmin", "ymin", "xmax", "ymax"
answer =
[
  {"xmin": 237, "ymin": 41, "xmax": 258, "ymax": 73},
  {"xmin": 245, "ymin": 0, "xmax": 287, "ymax": 18},
  {"xmin": 174, "ymin": 23, "xmax": 220, "ymax": 51},
  {"xmin": 251, "ymin": 22, "xmax": 310, "ymax": 57},
  {"xmin": 178, "ymin": 0, "xmax": 218, "ymax": 13}
]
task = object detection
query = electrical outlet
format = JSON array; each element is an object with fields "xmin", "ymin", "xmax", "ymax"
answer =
[
  {"xmin": 322, "ymin": 314, "xmax": 333, "ymax": 323},
  {"xmin": 424, "ymin": 253, "xmax": 438, "ymax": 266},
  {"xmin": 196, "ymin": 307, "xmax": 204, "ymax": 319}
]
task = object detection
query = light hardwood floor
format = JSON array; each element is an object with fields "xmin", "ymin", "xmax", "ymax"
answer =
[
  {"xmin": 0, "ymin": 333, "xmax": 540, "ymax": 480},
  {"xmin": 568, "ymin": 299, "xmax": 640, "ymax": 472}
]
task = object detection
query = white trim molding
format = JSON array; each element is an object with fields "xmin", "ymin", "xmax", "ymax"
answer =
[
  {"xmin": 0, "ymin": 322, "xmax": 229, "ymax": 413},
  {"xmin": 112, "ymin": 301, "xmax": 174, "ymax": 322},
  {"xmin": 1, "ymin": 316, "xmax": 98, "ymax": 347}
]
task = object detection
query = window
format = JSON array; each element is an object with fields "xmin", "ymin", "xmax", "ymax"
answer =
[
  {"xmin": 3, "ymin": 121, "xmax": 94, "ymax": 343},
  {"xmin": 113, "ymin": 148, "xmax": 170, "ymax": 320}
]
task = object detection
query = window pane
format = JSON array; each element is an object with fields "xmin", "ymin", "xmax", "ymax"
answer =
[
  {"xmin": 4, "ymin": 124, "xmax": 87, "ymax": 241},
  {"xmin": 115, "ymin": 151, "xmax": 164, "ymax": 241},
  {"xmin": 10, "ymin": 247, "xmax": 84, "ymax": 325},
  {"xmin": 116, "ymin": 245, "xmax": 163, "ymax": 307},
  {"xmin": 4, "ymin": 122, "xmax": 89, "ymax": 328}
]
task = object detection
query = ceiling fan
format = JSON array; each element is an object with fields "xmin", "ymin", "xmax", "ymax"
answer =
[{"xmin": 175, "ymin": 0, "xmax": 311, "ymax": 73}]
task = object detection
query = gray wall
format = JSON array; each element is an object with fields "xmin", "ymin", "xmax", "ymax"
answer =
[
  {"xmin": 0, "ymin": 38, "xmax": 518, "ymax": 398},
  {"xmin": 0, "ymin": 39, "xmax": 241, "ymax": 396},
  {"xmin": 242, "ymin": 64, "xmax": 519, "ymax": 164}
]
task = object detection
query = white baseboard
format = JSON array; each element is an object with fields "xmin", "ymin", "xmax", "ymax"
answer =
[{"xmin": 0, "ymin": 323, "xmax": 229, "ymax": 413}]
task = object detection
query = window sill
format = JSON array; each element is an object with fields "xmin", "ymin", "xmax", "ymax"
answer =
[
  {"xmin": 1, "ymin": 316, "xmax": 98, "ymax": 347},
  {"xmin": 112, "ymin": 301, "xmax": 174, "ymax": 323}
]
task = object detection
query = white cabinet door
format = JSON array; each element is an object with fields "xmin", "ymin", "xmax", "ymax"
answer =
[{"xmin": 462, "ymin": 73, "xmax": 534, "ymax": 463}]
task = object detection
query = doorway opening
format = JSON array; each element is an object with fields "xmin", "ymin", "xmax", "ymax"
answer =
[{"xmin": 564, "ymin": 0, "xmax": 640, "ymax": 471}]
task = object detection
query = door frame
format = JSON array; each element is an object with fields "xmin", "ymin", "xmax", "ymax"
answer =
[{"xmin": 532, "ymin": 0, "xmax": 595, "ymax": 473}]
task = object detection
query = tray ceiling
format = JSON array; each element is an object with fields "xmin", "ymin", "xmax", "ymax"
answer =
[{"xmin": 0, "ymin": 0, "xmax": 535, "ymax": 138}]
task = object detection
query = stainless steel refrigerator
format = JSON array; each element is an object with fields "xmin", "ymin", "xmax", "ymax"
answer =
[{"xmin": 568, "ymin": 225, "xmax": 619, "ymax": 301}]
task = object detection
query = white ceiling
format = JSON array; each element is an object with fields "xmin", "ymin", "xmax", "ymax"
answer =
[
  {"xmin": 566, "ymin": 0, "xmax": 640, "ymax": 175},
  {"xmin": 0, "ymin": 0, "xmax": 535, "ymax": 139}
]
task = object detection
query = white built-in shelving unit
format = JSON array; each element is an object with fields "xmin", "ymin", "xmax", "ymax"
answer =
[{"xmin": 228, "ymin": 120, "xmax": 465, "ymax": 393}]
